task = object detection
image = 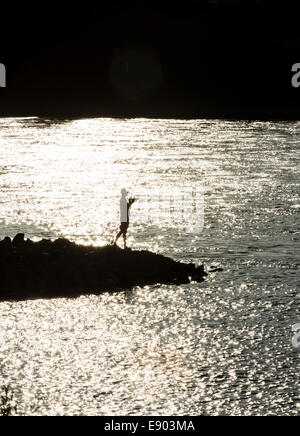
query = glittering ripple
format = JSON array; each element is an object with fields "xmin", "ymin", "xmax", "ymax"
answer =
[{"xmin": 0, "ymin": 117, "xmax": 299, "ymax": 415}]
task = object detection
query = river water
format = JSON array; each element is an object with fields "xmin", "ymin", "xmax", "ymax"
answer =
[{"xmin": 0, "ymin": 117, "xmax": 299, "ymax": 415}]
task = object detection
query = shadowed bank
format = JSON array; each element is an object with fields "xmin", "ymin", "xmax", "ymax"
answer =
[
  {"xmin": 0, "ymin": 234, "xmax": 207, "ymax": 301},
  {"xmin": 0, "ymin": 1, "xmax": 299, "ymax": 119}
]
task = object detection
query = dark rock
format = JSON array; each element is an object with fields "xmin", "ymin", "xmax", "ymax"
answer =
[
  {"xmin": 0, "ymin": 234, "xmax": 208, "ymax": 301},
  {"xmin": 172, "ymin": 276, "xmax": 190, "ymax": 285},
  {"xmin": 209, "ymin": 267, "xmax": 223, "ymax": 273},
  {"xmin": 53, "ymin": 238, "xmax": 74, "ymax": 249},
  {"xmin": 2, "ymin": 236, "xmax": 12, "ymax": 247},
  {"xmin": 190, "ymin": 275, "xmax": 205, "ymax": 283},
  {"xmin": 36, "ymin": 239, "xmax": 53, "ymax": 251},
  {"xmin": 25, "ymin": 239, "xmax": 34, "ymax": 249},
  {"xmin": 12, "ymin": 233, "xmax": 25, "ymax": 247}
]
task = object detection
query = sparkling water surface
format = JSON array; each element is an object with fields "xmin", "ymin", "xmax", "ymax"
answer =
[{"xmin": 0, "ymin": 117, "xmax": 299, "ymax": 415}]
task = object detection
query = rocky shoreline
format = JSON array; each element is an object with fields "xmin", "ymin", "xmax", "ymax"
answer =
[{"xmin": 0, "ymin": 234, "xmax": 208, "ymax": 301}]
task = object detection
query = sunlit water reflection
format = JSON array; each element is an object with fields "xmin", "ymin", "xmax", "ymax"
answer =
[{"xmin": 0, "ymin": 117, "xmax": 299, "ymax": 415}]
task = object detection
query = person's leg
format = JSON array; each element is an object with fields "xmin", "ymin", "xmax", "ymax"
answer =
[
  {"xmin": 123, "ymin": 229, "xmax": 127, "ymax": 249},
  {"xmin": 113, "ymin": 222, "xmax": 128, "ymax": 246},
  {"xmin": 115, "ymin": 230, "xmax": 122, "ymax": 242},
  {"xmin": 112, "ymin": 227, "xmax": 123, "ymax": 244}
]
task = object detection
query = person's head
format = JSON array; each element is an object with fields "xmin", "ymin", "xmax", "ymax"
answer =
[{"xmin": 121, "ymin": 188, "xmax": 128, "ymax": 197}]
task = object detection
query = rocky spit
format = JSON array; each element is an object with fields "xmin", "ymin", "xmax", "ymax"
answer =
[{"xmin": 0, "ymin": 234, "xmax": 208, "ymax": 301}]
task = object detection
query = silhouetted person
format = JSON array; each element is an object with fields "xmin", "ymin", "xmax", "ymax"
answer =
[{"xmin": 113, "ymin": 188, "xmax": 135, "ymax": 249}]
